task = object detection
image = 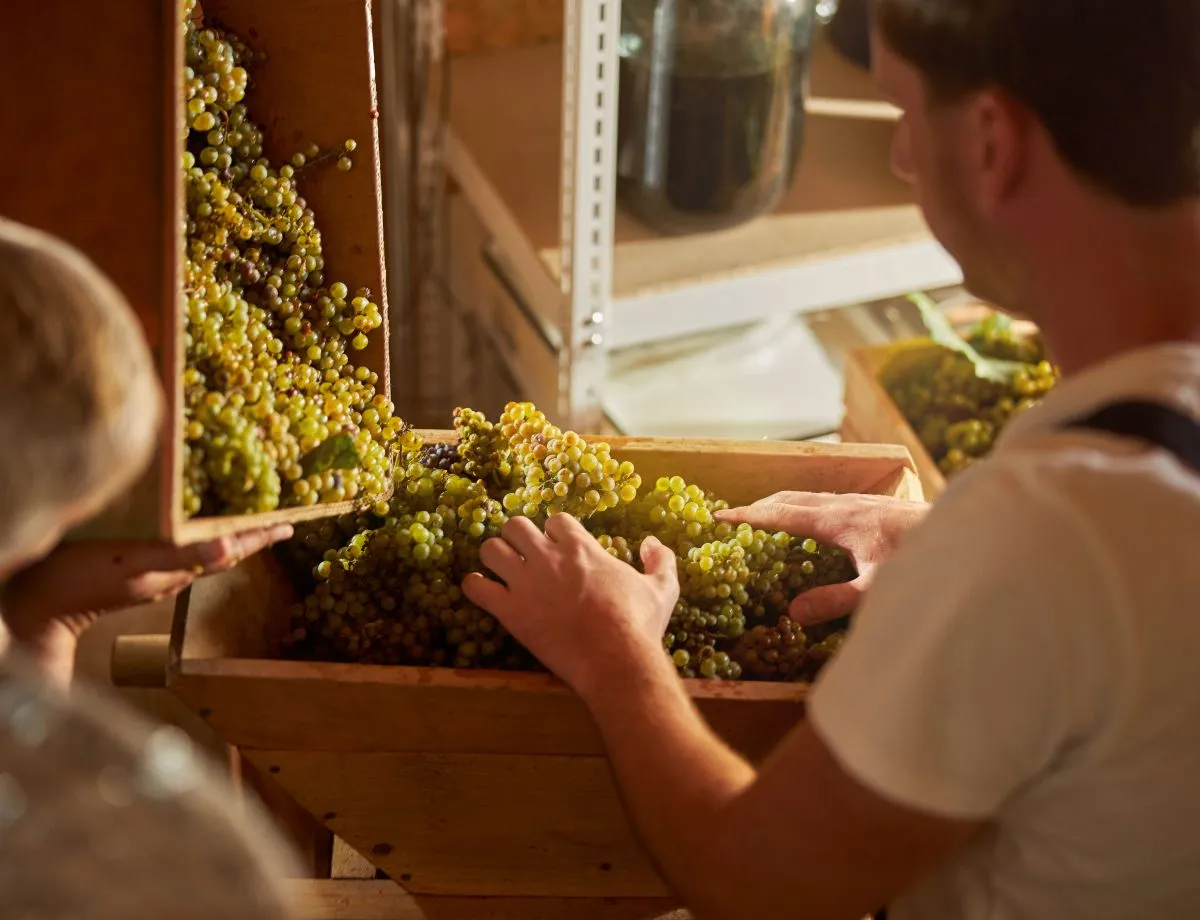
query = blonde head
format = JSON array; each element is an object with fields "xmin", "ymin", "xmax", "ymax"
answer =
[{"xmin": 0, "ymin": 217, "xmax": 163, "ymax": 569}]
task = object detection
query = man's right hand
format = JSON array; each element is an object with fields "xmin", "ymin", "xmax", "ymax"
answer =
[{"xmin": 716, "ymin": 492, "xmax": 929, "ymax": 626}]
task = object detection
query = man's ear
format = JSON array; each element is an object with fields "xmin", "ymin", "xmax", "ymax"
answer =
[{"xmin": 973, "ymin": 89, "xmax": 1031, "ymax": 215}]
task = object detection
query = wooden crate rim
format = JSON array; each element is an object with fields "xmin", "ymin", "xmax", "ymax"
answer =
[{"xmin": 171, "ymin": 652, "xmax": 811, "ymax": 703}]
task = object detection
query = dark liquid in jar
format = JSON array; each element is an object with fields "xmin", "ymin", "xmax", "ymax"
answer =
[{"xmin": 616, "ymin": 49, "xmax": 810, "ymax": 235}]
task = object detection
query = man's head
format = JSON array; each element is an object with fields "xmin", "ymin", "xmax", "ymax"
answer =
[
  {"xmin": 0, "ymin": 218, "xmax": 163, "ymax": 576},
  {"xmin": 871, "ymin": 0, "xmax": 1200, "ymax": 312}
]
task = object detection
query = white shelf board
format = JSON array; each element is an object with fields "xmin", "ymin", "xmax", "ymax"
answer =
[
  {"xmin": 603, "ymin": 313, "xmax": 845, "ymax": 440},
  {"xmin": 447, "ymin": 36, "xmax": 963, "ymax": 348}
]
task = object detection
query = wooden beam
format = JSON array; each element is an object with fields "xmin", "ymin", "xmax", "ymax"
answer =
[{"xmin": 284, "ymin": 880, "xmax": 683, "ymax": 920}]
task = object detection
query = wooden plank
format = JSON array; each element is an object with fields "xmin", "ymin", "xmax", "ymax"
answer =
[
  {"xmin": 285, "ymin": 880, "xmax": 681, "ymax": 920},
  {"xmin": 334, "ymin": 837, "xmax": 380, "ymax": 880},
  {"xmin": 0, "ymin": 0, "xmax": 391, "ymax": 542},
  {"xmin": 249, "ymin": 750, "xmax": 666, "ymax": 897},
  {"xmin": 445, "ymin": 0, "xmax": 564, "ymax": 55},
  {"xmin": 0, "ymin": 0, "xmax": 179, "ymax": 541},
  {"xmin": 239, "ymin": 752, "xmax": 335, "ymax": 879},
  {"xmin": 173, "ymin": 649, "xmax": 806, "ymax": 757}
]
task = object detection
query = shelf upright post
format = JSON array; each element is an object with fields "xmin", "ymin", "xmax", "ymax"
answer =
[{"xmin": 558, "ymin": 0, "xmax": 622, "ymax": 431}]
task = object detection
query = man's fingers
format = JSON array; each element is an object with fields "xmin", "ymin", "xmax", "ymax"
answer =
[
  {"xmin": 752, "ymin": 491, "xmax": 841, "ymax": 509},
  {"xmin": 137, "ymin": 523, "xmax": 295, "ymax": 575},
  {"xmin": 714, "ymin": 503, "xmax": 852, "ymax": 548},
  {"xmin": 544, "ymin": 511, "xmax": 589, "ymax": 544},
  {"xmin": 461, "ymin": 572, "xmax": 511, "ymax": 615},
  {"xmin": 500, "ymin": 516, "xmax": 545, "ymax": 557},
  {"xmin": 788, "ymin": 578, "xmax": 864, "ymax": 626},
  {"xmin": 126, "ymin": 570, "xmax": 200, "ymax": 605},
  {"xmin": 639, "ymin": 536, "xmax": 680, "ymax": 604},
  {"xmin": 479, "ymin": 537, "xmax": 524, "ymax": 582}
]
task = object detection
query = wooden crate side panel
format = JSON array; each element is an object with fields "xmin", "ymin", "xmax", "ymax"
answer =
[
  {"xmin": 841, "ymin": 345, "xmax": 947, "ymax": 499},
  {"xmin": 0, "ymin": 0, "xmax": 181, "ymax": 540},
  {"xmin": 603, "ymin": 438, "xmax": 916, "ymax": 506},
  {"xmin": 285, "ymin": 879, "xmax": 680, "ymax": 920},
  {"xmin": 171, "ymin": 656, "xmax": 805, "ymax": 757},
  {"xmin": 246, "ymin": 750, "xmax": 669, "ymax": 898},
  {"xmin": 445, "ymin": 0, "xmax": 564, "ymax": 55}
]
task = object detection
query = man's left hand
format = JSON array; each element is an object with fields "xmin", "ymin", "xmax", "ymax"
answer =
[
  {"xmin": 1, "ymin": 524, "xmax": 293, "ymax": 684},
  {"xmin": 462, "ymin": 514, "xmax": 679, "ymax": 696}
]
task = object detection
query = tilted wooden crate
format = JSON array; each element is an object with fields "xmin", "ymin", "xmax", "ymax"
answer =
[
  {"xmin": 840, "ymin": 303, "xmax": 1042, "ymax": 501},
  {"xmin": 842, "ymin": 340, "xmax": 949, "ymax": 499},
  {"xmin": 0, "ymin": 0, "xmax": 389, "ymax": 542},
  {"xmin": 160, "ymin": 436, "xmax": 920, "ymax": 915}
]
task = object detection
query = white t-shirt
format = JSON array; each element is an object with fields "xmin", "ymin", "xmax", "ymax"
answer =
[{"xmin": 809, "ymin": 342, "xmax": 1200, "ymax": 920}]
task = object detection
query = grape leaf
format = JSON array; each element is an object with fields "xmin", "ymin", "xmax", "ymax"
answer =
[
  {"xmin": 906, "ymin": 292, "xmax": 1025, "ymax": 383},
  {"xmin": 301, "ymin": 434, "xmax": 362, "ymax": 477}
]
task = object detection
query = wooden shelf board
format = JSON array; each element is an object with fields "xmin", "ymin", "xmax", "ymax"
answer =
[{"xmin": 448, "ymin": 37, "xmax": 932, "ymax": 303}]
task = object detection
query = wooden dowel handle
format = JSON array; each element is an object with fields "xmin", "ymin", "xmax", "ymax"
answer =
[{"xmin": 110, "ymin": 634, "xmax": 170, "ymax": 688}]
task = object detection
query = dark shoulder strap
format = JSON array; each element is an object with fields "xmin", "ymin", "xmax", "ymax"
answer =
[{"xmin": 1063, "ymin": 399, "xmax": 1200, "ymax": 472}]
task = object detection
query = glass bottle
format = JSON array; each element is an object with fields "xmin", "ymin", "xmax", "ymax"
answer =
[{"xmin": 616, "ymin": 0, "xmax": 817, "ymax": 235}]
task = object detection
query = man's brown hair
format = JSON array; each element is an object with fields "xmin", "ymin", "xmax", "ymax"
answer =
[
  {"xmin": 0, "ymin": 217, "xmax": 163, "ymax": 560},
  {"xmin": 873, "ymin": 0, "xmax": 1200, "ymax": 207}
]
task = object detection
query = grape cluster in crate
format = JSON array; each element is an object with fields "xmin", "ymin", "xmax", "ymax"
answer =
[
  {"xmin": 881, "ymin": 313, "xmax": 1060, "ymax": 476},
  {"xmin": 181, "ymin": 0, "xmax": 398, "ymax": 519},
  {"xmin": 278, "ymin": 402, "xmax": 855, "ymax": 683}
]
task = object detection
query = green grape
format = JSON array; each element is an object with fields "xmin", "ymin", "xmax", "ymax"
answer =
[{"xmin": 180, "ymin": 4, "xmax": 398, "ymax": 518}]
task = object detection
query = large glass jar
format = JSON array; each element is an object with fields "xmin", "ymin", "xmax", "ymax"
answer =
[{"xmin": 616, "ymin": 0, "xmax": 817, "ymax": 235}]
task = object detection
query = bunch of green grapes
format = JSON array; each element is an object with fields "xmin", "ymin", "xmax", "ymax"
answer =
[
  {"xmin": 883, "ymin": 318, "xmax": 1060, "ymax": 477},
  {"xmin": 497, "ymin": 402, "xmax": 642, "ymax": 521},
  {"xmin": 180, "ymin": 1, "xmax": 401, "ymax": 517},
  {"xmin": 281, "ymin": 402, "xmax": 858, "ymax": 683}
]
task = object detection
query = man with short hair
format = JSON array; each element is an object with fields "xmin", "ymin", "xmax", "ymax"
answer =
[{"xmin": 464, "ymin": 2, "xmax": 1200, "ymax": 917}]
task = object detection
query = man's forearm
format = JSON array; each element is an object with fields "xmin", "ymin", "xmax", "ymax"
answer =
[{"xmin": 579, "ymin": 646, "xmax": 756, "ymax": 918}]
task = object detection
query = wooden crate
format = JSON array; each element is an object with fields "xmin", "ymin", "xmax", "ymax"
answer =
[
  {"xmin": 840, "ymin": 303, "xmax": 1043, "ymax": 500},
  {"xmin": 162, "ymin": 436, "xmax": 920, "ymax": 910},
  {"xmin": 0, "ymin": 0, "xmax": 389, "ymax": 543},
  {"xmin": 841, "ymin": 340, "xmax": 948, "ymax": 500}
]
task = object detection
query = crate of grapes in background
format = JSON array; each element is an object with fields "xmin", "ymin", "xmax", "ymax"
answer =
[
  {"xmin": 841, "ymin": 301, "xmax": 1058, "ymax": 499},
  {"xmin": 0, "ymin": 0, "xmax": 395, "ymax": 542},
  {"xmin": 160, "ymin": 405, "xmax": 920, "ymax": 907}
]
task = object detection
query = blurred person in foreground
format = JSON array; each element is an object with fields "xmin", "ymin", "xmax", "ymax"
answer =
[
  {"xmin": 0, "ymin": 215, "xmax": 298, "ymax": 917},
  {"xmin": 463, "ymin": 2, "xmax": 1200, "ymax": 919}
]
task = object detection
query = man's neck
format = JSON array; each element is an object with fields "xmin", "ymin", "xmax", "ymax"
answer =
[{"xmin": 1023, "ymin": 201, "xmax": 1200, "ymax": 376}]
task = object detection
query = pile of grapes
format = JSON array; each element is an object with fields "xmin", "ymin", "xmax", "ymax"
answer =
[
  {"xmin": 882, "ymin": 315, "xmax": 1059, "ymax": 476},
  {"xmin": 180, "ymin": 1, "xmax": 400, "ymax": 518},
  {"xmin": 278, "ymin": 402, "xmax": 854, "ymax": 683}
]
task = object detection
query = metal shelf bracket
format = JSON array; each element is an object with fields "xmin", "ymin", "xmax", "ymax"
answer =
[{"xmin": 559, "ymin": 0, "xmax": 621, "ymax": 430}]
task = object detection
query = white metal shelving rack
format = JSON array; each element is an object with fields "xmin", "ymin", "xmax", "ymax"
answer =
[{"xmin": 443, "ymin": 0, "xmax": 964, "ymax": 434}]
